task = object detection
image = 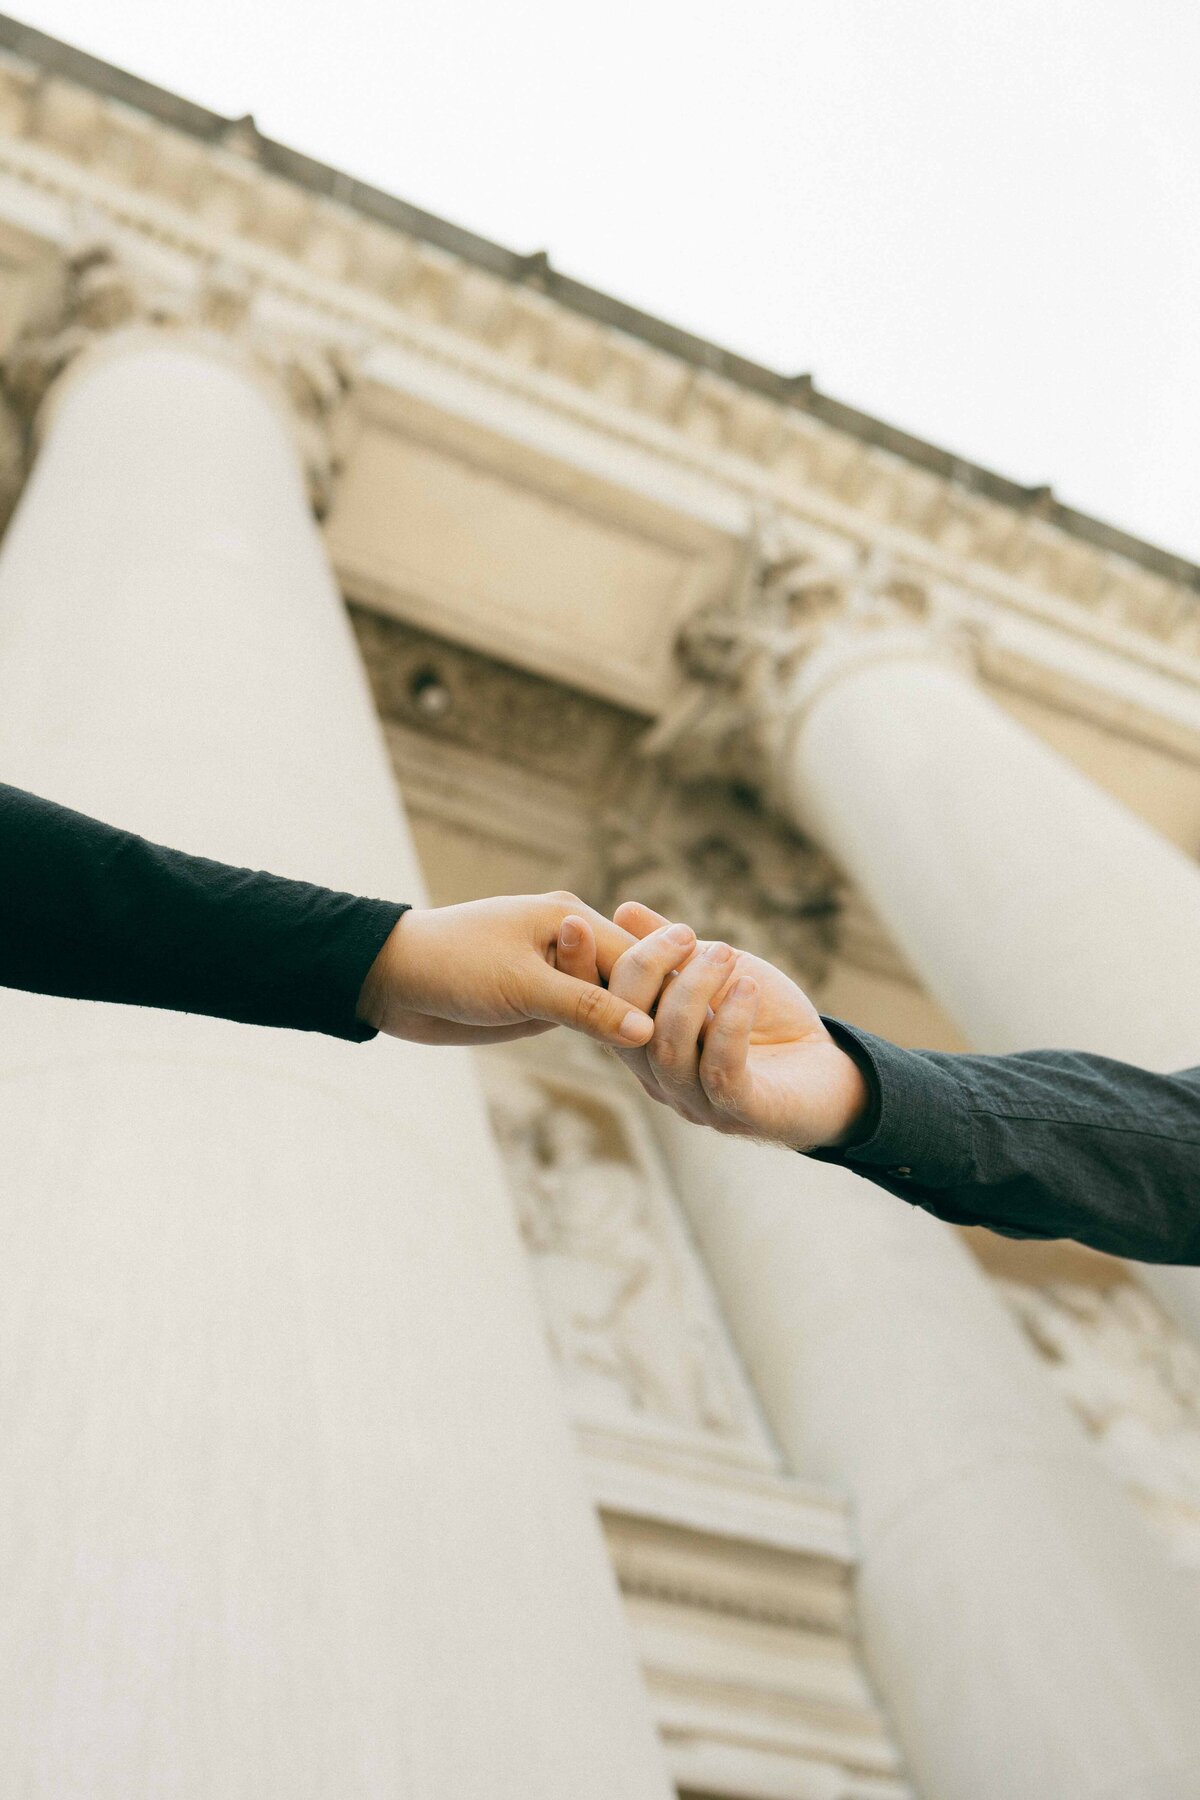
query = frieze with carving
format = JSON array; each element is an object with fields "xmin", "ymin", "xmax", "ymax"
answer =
[
  {"xmin": 484, "ymin": 1057, "xmax": 768, "ymax": 1446},
  {"xmin": 351, "ymin": 607, "xmax": 846, "ymax": 982},
  {"xmin": 351, "ymin": 606, "xmax": 643, "ymax": 790}
]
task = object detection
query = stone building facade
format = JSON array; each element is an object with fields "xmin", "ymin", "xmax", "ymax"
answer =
[{"xmin": 0, "ymin": 16, "xmax": 1198, "ymax": 1799}]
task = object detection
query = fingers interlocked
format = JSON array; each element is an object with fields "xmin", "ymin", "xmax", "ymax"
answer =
[
  {"xmin": 555, "ymin": 901, "xmax": 763, "ymax": 1127},
  {"xmin": 633, "ymin": 943, "xmax": 737, "ymax": 1080}
]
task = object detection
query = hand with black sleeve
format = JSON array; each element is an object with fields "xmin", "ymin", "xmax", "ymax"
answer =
[{"xmin": 0, "ymin": 784, "xmax": 655, "ymax": 1053}]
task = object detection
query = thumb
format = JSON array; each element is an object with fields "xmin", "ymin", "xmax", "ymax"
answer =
[{"xmin": 525, "ymin": 963, "xmax": 654, "ymax": 1048}]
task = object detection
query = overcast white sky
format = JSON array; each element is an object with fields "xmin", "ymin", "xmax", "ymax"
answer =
[{"xmin": 14, "ymin": 1, "xmax": 1200, "ymax": 561}]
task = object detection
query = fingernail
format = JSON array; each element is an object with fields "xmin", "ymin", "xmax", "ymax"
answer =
[
  {"xmin": 666, "ymin": 923, "xmax": 694, "ymax": 946},
  {"xmin": 619, "ymin": 1011, "xmax": 653, "ymax": 1043},
  {"xmin": 732, "ymin": 977, "xmax": 757, "ymax": 1000},
  {"xmin": 560, "ymin": 919, "xmax": 581, "ymax": 949},
  {"xmin": 707, "ymin": 942, "xmax": 734, "ymax": 963}
]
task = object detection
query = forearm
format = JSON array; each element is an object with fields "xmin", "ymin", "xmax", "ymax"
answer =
[
  {"xmin": 809, "ymin": 1018, "xmax": 1200, "ymax": 1265},
  {"xmin": 0, "ymin": 784, "xmax": 406, "ymax": 1040}
]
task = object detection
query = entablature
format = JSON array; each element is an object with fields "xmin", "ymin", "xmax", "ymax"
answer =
[{"xmin": 0, "ymin": 34, "xmax": 1197, "ymax": 807}]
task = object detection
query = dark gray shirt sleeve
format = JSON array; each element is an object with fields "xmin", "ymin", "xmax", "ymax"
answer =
[
  {"xmin": 807, "ymin": 1016, "xmax": 1200, "ymax": 1266},
  {"xmin": 0, "ymin": 783, "xmax": 408, "ymax": 1042}
]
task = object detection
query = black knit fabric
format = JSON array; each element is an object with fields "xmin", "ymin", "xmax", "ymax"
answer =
[{"xmin": 0, "ymin": 784, "xmax": 407, "ymax": 1042}]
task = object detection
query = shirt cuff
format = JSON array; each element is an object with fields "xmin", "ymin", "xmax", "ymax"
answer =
[
  {"xmin": 806, "ymin": 1016, "xmax": 975, "ymax": 1190},
  {"xmin": 323, "ymin": 898, "xmax": 410, "ymax": 1042}
]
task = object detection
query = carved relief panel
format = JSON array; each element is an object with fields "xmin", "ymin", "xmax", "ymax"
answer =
[
  {"xmin": 481, "ymin": 1036, "xmax": 777, "ymax": 1462},
  {"xmin": 999, "ymin": 1275, "xmax": 1200, "ymax": 1567}
]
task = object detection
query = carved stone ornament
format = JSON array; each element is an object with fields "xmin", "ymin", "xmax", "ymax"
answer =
[
  {"xmin": 485, "ymin": 1059, "xmax": 763, "ymax": 1443},
  {"xmin": 2, "ymin": 231, "xmax": 353, "ymax": 515},
  {"xmin": 590, "ymin": 770, "xmax": 842, "ymax": 988},
  {"xmin": 645, "ymin": 509, "xmax": 983, "ymax": 787},
  {"xmin": 1000, "ymin": 1275, "xmax": 1200, "ymax": 1567}
]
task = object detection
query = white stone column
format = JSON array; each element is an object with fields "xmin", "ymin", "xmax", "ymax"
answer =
[
  {"xmin": 659, "ymin": 1117, "xmax": 1200, "ymax": 1800},
  {"xmin": 784, "ymin": 626, "xmax": 1200, "ymax": 1070},
  {"xmin": 781, "ymin": 626, "xmax": 1200, "ymax": 1327},
  {"xmin": 0, "ymin": 325, "xmax": 671, "ymax": 1798},
  {"xmin": 648, "ymin": 619, "xmax": 1200, "ymax": 1798}
]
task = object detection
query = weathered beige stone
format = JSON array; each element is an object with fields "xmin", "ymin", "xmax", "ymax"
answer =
[
  {"xmin": 0, "ymin": 21, "xmax": 1198, "ymax": 1800},
  {"xmin": 0, "ymin": 328, "xmax": 672, "ymax": 1798}
]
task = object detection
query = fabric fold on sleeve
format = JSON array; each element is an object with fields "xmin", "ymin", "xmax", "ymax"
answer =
[
  {"xmin": 807, "ymin": 1015, "xmax": 975, "ymax": 1191},
  {"xmin": 806, "ymin": 1010, "xmax": 1200, "ymax": 1264}
]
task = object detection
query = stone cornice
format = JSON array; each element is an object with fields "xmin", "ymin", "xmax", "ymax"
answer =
[
  {"xmin": 0, "ymin": 32, "xmax": 1197, "ymax": 715},
  {"xmin": 0, "ymin": 11, "xmax": 1195, "ymax": 605},
  {"xmin": 647, "ymin": 526, "xmax": 1200, "ymax": 803}
]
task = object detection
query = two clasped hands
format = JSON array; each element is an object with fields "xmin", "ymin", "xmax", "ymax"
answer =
[
  {"xmin": 7, "ymin": 783, "xmax": 1195, "ymax": 1261},
  {"xmin": 357, "ymin": 890, "xmax": 870, "ymax": 1152}
]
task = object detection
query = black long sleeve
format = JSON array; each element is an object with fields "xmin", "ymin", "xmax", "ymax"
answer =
[
  {"xmin": 809, "ymin": 1016, "xmax": 1200, "ymax": 1265},
  {"xmin": 0, "ymin": 784, "xmax": 408, "ymax": 1041}
]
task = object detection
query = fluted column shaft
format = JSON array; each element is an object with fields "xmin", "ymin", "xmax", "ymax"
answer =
[{"xmin": 0, "ymin": 327, "xmax": 670, "ymax": 1798}]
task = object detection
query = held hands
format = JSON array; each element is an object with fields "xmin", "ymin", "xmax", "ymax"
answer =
[
  {"xmin": 356, "ymin": 892, "xmax": 656, "ymax": 1049},
  {"xmin": 556, "ymin": 900, "xmax": 871, "ymax": 1151},
  {"xmin": 356, "ymin": 887, "xmax": 868, "ymax": 1151}
]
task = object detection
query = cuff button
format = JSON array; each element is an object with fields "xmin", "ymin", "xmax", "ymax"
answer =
[{"xmin": 890, "ymin": 1166, "xmax": 913, "ymax": 1179}]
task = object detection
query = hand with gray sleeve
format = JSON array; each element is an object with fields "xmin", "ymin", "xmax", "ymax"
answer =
[{"xmin": 554, "ymin": 899, "xmax": 1200, "ymax": 1267}]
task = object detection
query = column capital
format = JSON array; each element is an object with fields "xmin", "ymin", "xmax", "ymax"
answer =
[
  {"xmin": 3, "ymin": 233, "xmax": 354, "ymax": 516},
  {"xmin": 647, "ymin": 513, "xmax": 984, "ymax": 798}
]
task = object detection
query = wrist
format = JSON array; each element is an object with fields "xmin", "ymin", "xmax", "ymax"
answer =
[
  {"xmin": 356, "ymin": 912, "xmax": 415, "ymax": 1035},
  {"xmin": 783, "ymin": 1039, "xmax": 873, "ymax": 1152},
  {"xmin": 819, "ymin": 1044, "xmax": 873, "ymax": 1146}
]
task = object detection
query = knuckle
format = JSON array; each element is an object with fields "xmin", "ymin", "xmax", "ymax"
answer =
[
  {"xmin": 706, "ymin": 1077, "xmax": 739, "ymax": 1115},
  {"xmin": 547, "ymin": 888, "xmax": 582, "ymax": 912},
  {"xmin": 701, "ymin": 1052, "xmax": 741, "ymax": 1111},
  {"xmin": 629, "ymin": 942, "xmax": 665, "ymax": 978},
  {"xmin": 703, "ymin": 1060, "xmax": 731, "ymax": 1099},
  {"xmin": 572, "ymin": 985, "xmax": 606, "ymax": 1029}
]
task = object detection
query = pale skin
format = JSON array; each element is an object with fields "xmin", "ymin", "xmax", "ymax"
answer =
[
  {"xmin": 553, "ymin": 900, "xmax": 871, "ymax": 1152},
  {"xmin": 353, "ymin": 889, "xmax": 867, "ymax": 1150},
  {"xmin": 355, "ymin": 891, "xmax": 656, "ymax": 1051}
]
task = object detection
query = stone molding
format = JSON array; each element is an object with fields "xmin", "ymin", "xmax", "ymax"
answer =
[
  {"xmin": 487, "ymin": 1042, "xmax": 914, "ymax": 1796},
  {"xmin": 0, "ymin": 44, "xmax": 1197, "ymax": 695}
]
